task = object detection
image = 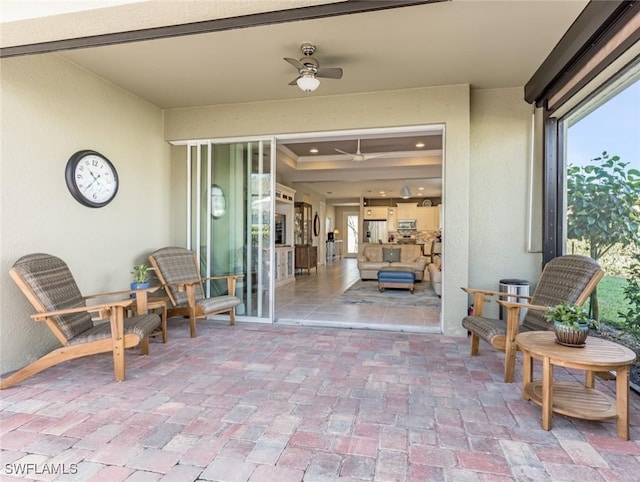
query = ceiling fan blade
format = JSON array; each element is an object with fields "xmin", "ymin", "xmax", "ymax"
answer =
[
  {"xmin": 334, "ymin": 148, "xmax": 353, "ymax": 156},
  {"xmin": 288, "ymin": 77, "xmax": 301, "ymax": 86},
  {"xmin": 317, "ymin": 67, "xmax": 343, "ymax": 79},
  {"xmin": 284, "ymin": 57, "xmax": 304, "ymax": 70}
]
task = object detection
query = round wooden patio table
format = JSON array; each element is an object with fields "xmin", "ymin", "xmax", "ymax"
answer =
[{"xmin": 516, "ymin": 331, "xmax": 636, "ymax": 440}]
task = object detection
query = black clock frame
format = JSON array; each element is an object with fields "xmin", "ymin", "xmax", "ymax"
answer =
[{"xmin": 65, "ymin": 150, "xmax": 119, "ymax": 208}]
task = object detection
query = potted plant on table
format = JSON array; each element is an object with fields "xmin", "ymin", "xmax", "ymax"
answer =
[
  {"xmin": 131, "ymin": 264, "xmax": 152, "ymax": 296},
  {"xmin": 545, "ymin": 301, "xmax": 598, "ymax": 347}
]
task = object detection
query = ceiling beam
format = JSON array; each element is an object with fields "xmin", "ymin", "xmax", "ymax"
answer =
[{"xmin": 0, "ymin": 0, "xmax": 446, "ymax": 58}]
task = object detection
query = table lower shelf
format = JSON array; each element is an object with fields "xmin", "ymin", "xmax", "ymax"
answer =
[{"xmin": 524, "ymin": 380, "xmax": 618, "ymax": 421}]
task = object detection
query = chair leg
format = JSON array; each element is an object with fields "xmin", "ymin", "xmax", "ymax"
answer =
[
  {"xmin": 0, "ymin": 343, "xmax": 106, "ymax": 389},
  {"xmin": 229, "ymin": 308, "xmax": 236, "ymax": 327},
  {"xmin": 470, "ymin": 333, "xmax": 480, "ymax": 356},
  {"xmin": 504, "ymin": 340, "xmax": 517, "ymax": 383},
  {"xmin": 189, "ymin": 314, "xmax": 197, "ymax": 338},
  {"xmin": 111, "ymin": 310, "xmax": 126, "ymax": 382},
  {"xmin": 0, "ymin": 335, "xmax": 140, "ymax": 389},
  {"xmin": 139, "ymin": 336, "xmax": 150, "ymax": 356}
]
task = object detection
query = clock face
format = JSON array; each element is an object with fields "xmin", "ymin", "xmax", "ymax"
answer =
[{"xmin": 65, "ymin": 150, "xmax": 119, "ymax": 208}]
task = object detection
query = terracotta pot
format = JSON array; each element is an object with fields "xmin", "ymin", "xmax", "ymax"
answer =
[{"xmin": 554, "ymin": 320, "xmax": 589, "ymax": 346}]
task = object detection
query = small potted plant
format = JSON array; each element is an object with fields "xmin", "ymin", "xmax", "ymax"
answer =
[
  {"xmin": 131, "ymin": 263, "xmax": 151, "ymax": 295},
  {"xmin": 545, "ymin": 301, "xmax": 597, "ymax": 347}
]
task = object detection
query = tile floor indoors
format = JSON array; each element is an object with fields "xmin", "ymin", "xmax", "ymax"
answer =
[
  {"xmin": 275, "ymin": 258, "xmax": 441, "ymax": 332},
  {"xmin": 1, "ymin": 319, "xmax": 640, "ymax": 481}
]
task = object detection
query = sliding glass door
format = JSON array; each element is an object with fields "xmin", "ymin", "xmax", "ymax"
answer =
[{"xmin": 185, "ymin": 138, "xmax": 274, "ymax": 322}]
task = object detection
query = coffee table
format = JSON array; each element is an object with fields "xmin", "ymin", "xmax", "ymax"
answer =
[{"xmin": 516, "ymin": 331, "xmax": 636, "ymax": 439}]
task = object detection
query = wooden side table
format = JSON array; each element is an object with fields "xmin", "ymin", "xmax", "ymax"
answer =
[{"xmin": 516, "ymin": 331, "xmax": 636, "ymax": 439}]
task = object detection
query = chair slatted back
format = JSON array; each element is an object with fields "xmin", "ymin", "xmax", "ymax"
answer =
[
  {"xmin": 523, "ymin": 255, "xmax": 603, "ymax": 331},
  {"xmin": 10, "ymin": 253, "xmax": 92, "ymax": 343},
  {"xmin": 149, "ymin": 247, "xmax": 205, "ymax": 307}
]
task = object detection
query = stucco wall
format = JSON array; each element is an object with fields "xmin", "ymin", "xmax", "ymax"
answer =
[
  {"xmin": 165, "ymin": 85, "xmax": 471, "ymax": 335},
  {"xmin": 469, "ymin": 88, "xmax": 543, "ymax": 319},
  {"xmin": 0, "ymin": 54, "xmax": 173, "ymax": 374}
]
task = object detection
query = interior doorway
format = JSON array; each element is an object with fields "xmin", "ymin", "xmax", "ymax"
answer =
[{"xmin": 345, "ymin": 213, "xmax": 359, "ymax": 256}]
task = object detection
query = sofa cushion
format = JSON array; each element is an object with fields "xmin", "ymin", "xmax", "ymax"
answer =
[
  {"xmin": 399, "ymin": 245, "xmax": 423, "ymax": 263},
  {"xmin": 362, "ymin": 245, "xmax": 383, "ymax": 262},
  {"xmin": 357, "ymin": 261, "xmax": 389, "ymax": 272},
  {"xmin": 382, "ymin": 248, "xmax": 401, "ymax": 263}
]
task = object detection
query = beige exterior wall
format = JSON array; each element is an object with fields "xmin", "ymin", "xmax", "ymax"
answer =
[
  {"xmin": 469, "ymin": 88, "xmax": 543, "ymax": 319},
  {"xmin": 0, "ymin": 54, "xmax": 173, "ymax": 374}
]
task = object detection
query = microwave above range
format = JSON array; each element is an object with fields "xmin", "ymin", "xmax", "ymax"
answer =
[{"xmin": 397, "ymin": 219, "xmax": 417, "ymax": 230}]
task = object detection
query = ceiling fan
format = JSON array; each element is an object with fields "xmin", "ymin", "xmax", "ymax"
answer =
[
  {"xmin": 284, "ymin": 43, "xmax": 343, "ymax": 92},
  {"xmin": 334, "ymin": 138, "xmax": 383, "ymax": 162}
]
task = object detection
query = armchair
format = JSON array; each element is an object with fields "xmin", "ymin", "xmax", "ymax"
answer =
[
  {"xmin": 3, "ymin": 253, "xmax": 161, "ymax": 389},
  {"xmin": 148, "ymin": 247, "xmax": 243, "ymax": 338},
  {"xmin": 461, "ymin": 255, "xmax": 604, "ymax": 383}
]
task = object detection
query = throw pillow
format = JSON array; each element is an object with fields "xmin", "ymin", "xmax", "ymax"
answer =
[{"xmin": 382, "ymin": 248, "xmax": 400, "ymax": 263}]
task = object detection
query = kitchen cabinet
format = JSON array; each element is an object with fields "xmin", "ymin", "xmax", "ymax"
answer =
[
  {"xmin": 363, "ymin": 206, "xmax": 389, "ymax": 220},
  {"xmin": 275, "ymin": 246, "xmax": 295, "ymax": 286},
  {"xmin": 395, "ymin": 202, "xmax": 418, "ymax": 220},
  {"xmin": 417, "ymin": 206, "xmax": 440, "ymax": 231}
]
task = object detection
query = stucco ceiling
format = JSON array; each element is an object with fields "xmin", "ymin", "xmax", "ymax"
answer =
[{"xmin": 0, "ymin": 0, "xmax": 589, "ymax": 201}]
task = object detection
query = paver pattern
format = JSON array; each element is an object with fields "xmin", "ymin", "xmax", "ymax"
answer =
[{"xmin": 1, "ymin": 321, "xmax": 640, "ymax": 481}]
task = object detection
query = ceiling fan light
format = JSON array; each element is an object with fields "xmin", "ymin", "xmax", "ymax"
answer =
[
  {"xmin": 297, "ymin": 74, "xmax": 320, "ymax": 92},
  {"xmin": 400, "ymin": 184, "xmax": 412, "ymax": 199}
]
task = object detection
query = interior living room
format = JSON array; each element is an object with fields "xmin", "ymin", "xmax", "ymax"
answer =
[{"xmin": 271, "ymin": 128, "xmax": 444, "ymax": 331}]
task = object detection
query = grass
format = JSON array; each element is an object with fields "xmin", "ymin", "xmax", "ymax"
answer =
[{"xmin": 587, "ymin": 276, "xmax": 631, "ymax": 327}]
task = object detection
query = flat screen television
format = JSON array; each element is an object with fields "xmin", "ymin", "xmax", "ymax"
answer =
[{"xmin": 275, "ymin": 213, "xmax": 286, "ymax": 244}]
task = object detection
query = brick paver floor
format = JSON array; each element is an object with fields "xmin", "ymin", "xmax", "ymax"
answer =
[{"xmin": 1, "ymin": 321, "xmax": 640, "ymax": 481}]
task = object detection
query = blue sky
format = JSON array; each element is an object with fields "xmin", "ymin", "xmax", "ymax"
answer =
[{"xmin": 567, "ymin": 80, "xmax": 640, "ymax": 171}]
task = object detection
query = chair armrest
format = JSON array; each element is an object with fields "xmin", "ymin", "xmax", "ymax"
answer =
[
  {"xmin": 83, "ymin": 286, "xmax": 160, "ymax": 300},
  {"xmin": 30, "ymin": 299, "xmax": 133, "ymax": 321},
  {"xmin": 202, "ymin": 274, "xmax": 245, "ymax": 282},
  {"xmin": 497, "ymin": 300, "xmax": 548, "ymax": 312},
  {"xmin": 462, "ymin": 287, "xmax": 535, "ymax": 317},
  {"xmin": 202, "ymin": 274, "xmax": 244, "ymax": 297},
  {"xmin": 462, "ymin": 287, "xmax": 532, "ymax": 301}
]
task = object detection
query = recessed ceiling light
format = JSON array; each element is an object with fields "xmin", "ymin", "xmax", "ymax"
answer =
[
  {"xmin": 310, "ymin": 148, "xmax": 319, "ymax": 154},
  {"xmin": 418, "ymin": 187, "xmax": 424, "ymax": 191},
  {"xmin": 416, "ymin": 142, "xmax": 425, "ymax": 148}
]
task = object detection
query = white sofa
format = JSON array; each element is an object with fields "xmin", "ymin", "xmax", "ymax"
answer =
[
  {"xmin": 428, "ymin": 261, "xmax": 442, "ymax": 296},
  {"xmin": 357, "ymin": 244, "xmax": 428, "ymax": 281}
]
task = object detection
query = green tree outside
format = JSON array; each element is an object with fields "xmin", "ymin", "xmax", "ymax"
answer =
[{"xmin": 566, "ymin": 152, "xmax": 640, "ymax": 320}]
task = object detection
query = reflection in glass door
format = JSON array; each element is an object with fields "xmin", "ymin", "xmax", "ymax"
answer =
[{"xmin": 185, "ymin": 139, "xmax": 273, "ymax": 321}]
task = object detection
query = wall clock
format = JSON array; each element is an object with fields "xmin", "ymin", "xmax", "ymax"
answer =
[
  {"xmin": 65, "ymin": 150, "xmax": 119, "ymax": 208},
  {"xmin": 211, "ymin": 184, "xmax": 226, "ymax": 218},
  {"xmin": 313, "ymin": 212, "xmax": 320, "ymax": 237}
]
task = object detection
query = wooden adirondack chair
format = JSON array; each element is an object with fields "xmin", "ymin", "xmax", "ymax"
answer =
[
  {"xmin": 148, "ymin": 247, "xmax": 243, "ymax": 338},
  {"xmin": 2, "ymin": 253, "xmax": 161, "ymax": 389},
  {"xmin": 461, "ymin": 255, "xmax": 604, "ymax": 383}
]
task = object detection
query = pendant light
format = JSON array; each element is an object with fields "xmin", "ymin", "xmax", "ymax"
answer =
[{"xmin": 400, "ymin": 181, "xmax": 412, "ymax": 199}]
